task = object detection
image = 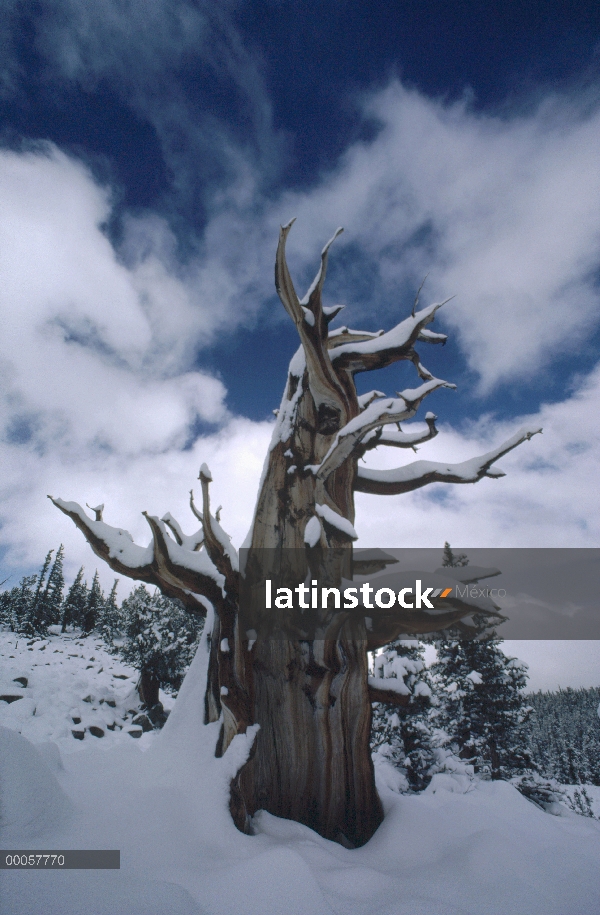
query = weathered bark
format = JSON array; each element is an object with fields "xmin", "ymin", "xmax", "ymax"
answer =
[{"xmin": 50, "ymin": 220, "xmax": 542, "ymax": 848}]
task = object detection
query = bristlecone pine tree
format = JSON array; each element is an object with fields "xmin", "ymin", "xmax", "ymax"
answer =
[{"xmin": 49, "ymin": 221, "xmax": 541, "ymax": 847}]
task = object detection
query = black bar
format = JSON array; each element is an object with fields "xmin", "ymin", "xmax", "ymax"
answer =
[{"xmin": 0, "ymin": 851, "xmax": 120, "ymax": 869}]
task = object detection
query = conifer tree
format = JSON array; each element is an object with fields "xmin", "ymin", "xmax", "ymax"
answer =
[
  {"xmin": 43, "ymin": 544, "xmax": 65, "ymax": 625},
  {"xmin": 97, "ymin": 579, "xmax": 122, "ymax": 648},
  {"xmin": 82, "ymin": 570, "xmax": 104, "ymax": 634},
  {"xmin": 120, "ymin": 584, "xmax": 202, "ymax": 712},
  {"xmin": 61, "ymin": 566, "xmax": 88, "ymax": 632},
  {"xmin": 3, "ymin": 574, "xmax": 37, "ymax": 632},
  {"xmin": 371, "ymin": 639, "xmax": 434, "ymax": 791},
  {"xmin": 433, "ymin": 544, "xmax": 534, "ymax": 780},
  {"xmin": 26, "ymin": 548, "xmax": 54, "ymax": 635}
]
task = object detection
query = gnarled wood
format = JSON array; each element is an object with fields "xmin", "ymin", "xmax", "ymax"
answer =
[{"xmin": 51, "ymin": 219, "xmax": 541, "ymax": 849}]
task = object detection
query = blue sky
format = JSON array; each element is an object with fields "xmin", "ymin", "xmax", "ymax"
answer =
[{"xmin": 1, "ymin": 0, "xmax": 599, "ymax": 687}]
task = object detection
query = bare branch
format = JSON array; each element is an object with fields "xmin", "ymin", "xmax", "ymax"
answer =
[
  {"xmin": 330, "ymin": 298, "xmax": 454, "ymax": 375},
  {"xmin": 317, "ymin": 379, "xmax": 453, "ymax": 481},
  {"xmin": 357, "ymin": 390, "xmax": 386, "ymax": 410},
  {"xmin": 162, "ymin": 512, "xmax": 204, "ymax": 551},
  {"xmin": 275, "ymin": 221, "xmax": 352, "ymax": 433},
  {"xmin": 48, "ymin": 496, "xmax": 219, "ymax": 615},
  {"xmin": 362, "ymin": 412, "xmax": 438, "ymax": 452},
  {"xmin": 327, "ymin": 326, "xmax": 384, "ymax": 349},
  {"xmin": 355, "ymin": 426, "xmax": 542, "ymax": 495},
  {"xmin": 195, "ymin": 463, "xmax": 239, "ymax": 600},
  {"xmin": 418, "ymin": 328, "xmax": 447, "ymax": 345},
  {"xmin": 411, "ymin": 274, "xmax": 428, "ymax": 317},
  {"xmin": 142, "ymin": 512, "xmax": 224, "ymax": 607},
  {"xmin": 86, "ymin": 503, "xmax": 104, "ymax": 521},
  {"xmin": 368, "ymin": 680, "xmax": 410, "ymax": 708}
]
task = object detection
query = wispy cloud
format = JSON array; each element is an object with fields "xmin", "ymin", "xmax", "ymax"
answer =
[{"xmin": 1, "ymin": 2, "xmax": 599, "ymax": 616}]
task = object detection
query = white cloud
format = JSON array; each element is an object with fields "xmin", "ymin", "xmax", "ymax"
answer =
[
  {"xmin": 264, "ymin": 82, "xmax": 600, "ymax": 392},
  {"xmin": 355, "ymin": 362, "xmax": 600, "ymax": 549},
  {"xmin": 0, "ymin": 147, "xmax": 230, "ymax": 463}
]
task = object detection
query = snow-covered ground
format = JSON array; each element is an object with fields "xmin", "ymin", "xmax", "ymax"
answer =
[
  {"xmin": 1, "ymin": 628, "xmax": 599, "ymax": 915},
  {"xmin": 0, "ymin": 629, "xmax": 175, "ymax": 750}
]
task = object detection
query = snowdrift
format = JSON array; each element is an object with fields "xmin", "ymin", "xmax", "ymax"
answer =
[{"xmin": 1, "ymin": 629, "xmax": 599, "ymax": 915}]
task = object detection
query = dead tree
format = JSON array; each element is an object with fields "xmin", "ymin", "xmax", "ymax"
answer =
[{"xmin": 50, "ymin": 220, "xmax": 541, "ymax": 847}]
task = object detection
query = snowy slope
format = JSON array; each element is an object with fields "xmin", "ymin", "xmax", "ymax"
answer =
[
  {"xmin": 0, "ymin": 629, "xmax": 174, "ymax": 749},
  {"xmin": 1, "ymin": 627, "xmax": 599, "ymax": 915}
]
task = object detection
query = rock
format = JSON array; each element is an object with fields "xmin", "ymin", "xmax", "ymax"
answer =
[
  {"xmin": 88, "ymin": 726, "xmax": 104, "ymax": 738},
  {"xmin": 106, "ymin": 722, "xmax": 116, "ymax": 731},
  {"xmin": 71, "ymin": 730, "xmax": 85, "ymax": 740},
  {"xmin": 113, "ymin": 674, "xmax": 129, "ymax": 680},
  {"xmin": 128, "ymin": 729, "xmax": 143, "ymax": 738},
  {"xmin": 72, "ymin": 716, "xmax": 82, "ymax": 724},
  {"xmin": 132, "ymin": 714, "xmax": 153, "ymax": 733},
  {"xmin": 146, "ymin": 702, "xmax": 169, "ymax": 729},
  {"xmin": 82, "ymin": 695, "xmax": 93, "ymax": 703},
  {"xmin": 13, "ymin": 676, "xmax": 28, "ymax": 687},
  {"xmin": 105, "ymin": 699, "xmax": 116, "ymax": 708},
  {"xmin": 0, "ymin": 695, "xmax": 23, "ymax": 704}
]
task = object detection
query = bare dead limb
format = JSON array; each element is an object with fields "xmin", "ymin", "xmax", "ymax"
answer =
[{"xmin": 356, "ymin": 426, "xmax": 542, "ymax": 495}]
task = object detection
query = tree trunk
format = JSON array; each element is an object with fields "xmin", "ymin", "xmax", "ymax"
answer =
[
  {"xmin": 50, "ymin": 219, "xmax": 541, "ymax": 849},
  {"xmin": 138, "ymin": 668, "xmax": 160, "ymax": 709}
]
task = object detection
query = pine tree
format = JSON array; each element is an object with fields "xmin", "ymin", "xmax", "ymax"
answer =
[
  {"xmin": 97, "ymin": 579, "xmax": 122, "ymax": 648},
  {"xmin": 371, "ymin": 639, "xmax": 435, "ymax": 791},
  {"xmin": 26, "ymin": 549, "xmax": 54, "ymax": 635},
  {"xmin": 120, "ymin": 584, "xmax": 203, "ymax": 715},
  {"xmin": 43, "ymin": 544, "xmax": 65, "ymax": 626},
  {"xmin": 3, "ymin": 574, "xmax": 37, "ymax": 633},
  {"xmin": 528, "ymin": 686, "xmax": 600, "ymax": 786},
  {"xmin": 432, "ymin": 636, "xmax": 534, "ymax": 779},
  {"xmin": 442, "ymin": 542, "xmax": 468, "ymax": 568},
  {"xmin": 433, "ymin": 544, "xmax": 534, "ymax": 780},
  {"xmin": 61, "ymin": 567, "xmax": 88, "ymax": 632},
  {"xmin": 82, "ymin": 570, "xmax": 104, "ymax": 634}
]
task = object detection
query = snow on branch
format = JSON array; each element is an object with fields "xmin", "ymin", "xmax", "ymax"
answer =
[
  {"xmin": 48, "ymin": 496, "xmax": 220, "ymax": 614},
  {"xmin": 316, "ymin": 379, "xmax": 453, "ymax": 481},
  {"xmin": 357, "ymin": 390, "xmax": 386, "ymax": 410},
  {"xmin": 193, "ymin": 464, "xmax": 239, "ymax": 600},
  {"xmin": 275, "ymin": 220, "xmax": 351, "ymax": 434},
  {"xmin": 355, "ymin": 426, "xmax": 542, "ymax": 496},
  {"xmin": 161, "ymin": 512, "xmax": 204, "ymax": 551},
  {"xmin": 327, "ymin": 327, "xmax": 385, "ymax": 349},
  {"xmin": 142, "ymin": 512, "xmax": 224, "ymax": 605},
  {"xmin": 330, "ymin": 298, "xmax": 453, "ymax": 375},
  {"xmin": 362, "ymin": 412, "xmax": 438, "ymax": 452},
  {"xmin": 315, "ymin": 503, "xmax": 358, "ymax": 541},
  {"xmin": 367, "ymin": 677, "xmax": 411, "ymax": 708}
]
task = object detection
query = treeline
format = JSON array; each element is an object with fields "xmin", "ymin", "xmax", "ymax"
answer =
[
  {"xmin": 371, "ymin": 545, "xmax": 599, "ymax": 813},
  {"xmin": 528, "ymin": 686, "xmax": 600, "ymax": 786},
  {"xmin": 0, "ymin": 546, "xmax": 203, "ymax": 715}
]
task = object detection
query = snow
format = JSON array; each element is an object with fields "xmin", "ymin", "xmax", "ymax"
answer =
[
  {"xmin": 304, "ymin": 516, "xmax": 322, "ymax": 548},
  {"xmin": 467, "ymin": 670, "xmax": 484, "ymax": 685},
  {"xmin": 301, "ymin": 306, "xmax": 315, "ymax": 327},
  {"xmin": 2, "ymin": 626, "xmax": 600, "ymax": 915},
  {"xmin": 270, "ymin": 349, "xmax": 306, "ymax": 448},
  {"xmin": 314, "ymin": 504, "xmax": 358, "ymax": 540},
  {"xmin": 357, "ymin": 425, "xmax": 542, "ymax": 490},
  {"xmin": 220, "ymin": 639, "xmax": 230, "ymax": 653},
  {"xmin": 368, "ymin": 675, "xmax": 410, "ymax": 696},
  {"xmin": 0, "ymin": 630, "xmax": 174, "ymax": 748},
  {"xmin": 330, "ymin": 300, "xmax": 446, "ymax": 362},
  {"xmin": 317, "ymin": 380, "xmax": 448, "ymax": 479},
  {"xmin": 298, "ymin": 226, "xmax": 343, "ymax": 307},
  {"xmin": 199, "ymin": 463, "xmax": 212, "ymax": 482},
  {"xmin": 53, "ymin": 499, "xmax": 154, "ymax": 569}
]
